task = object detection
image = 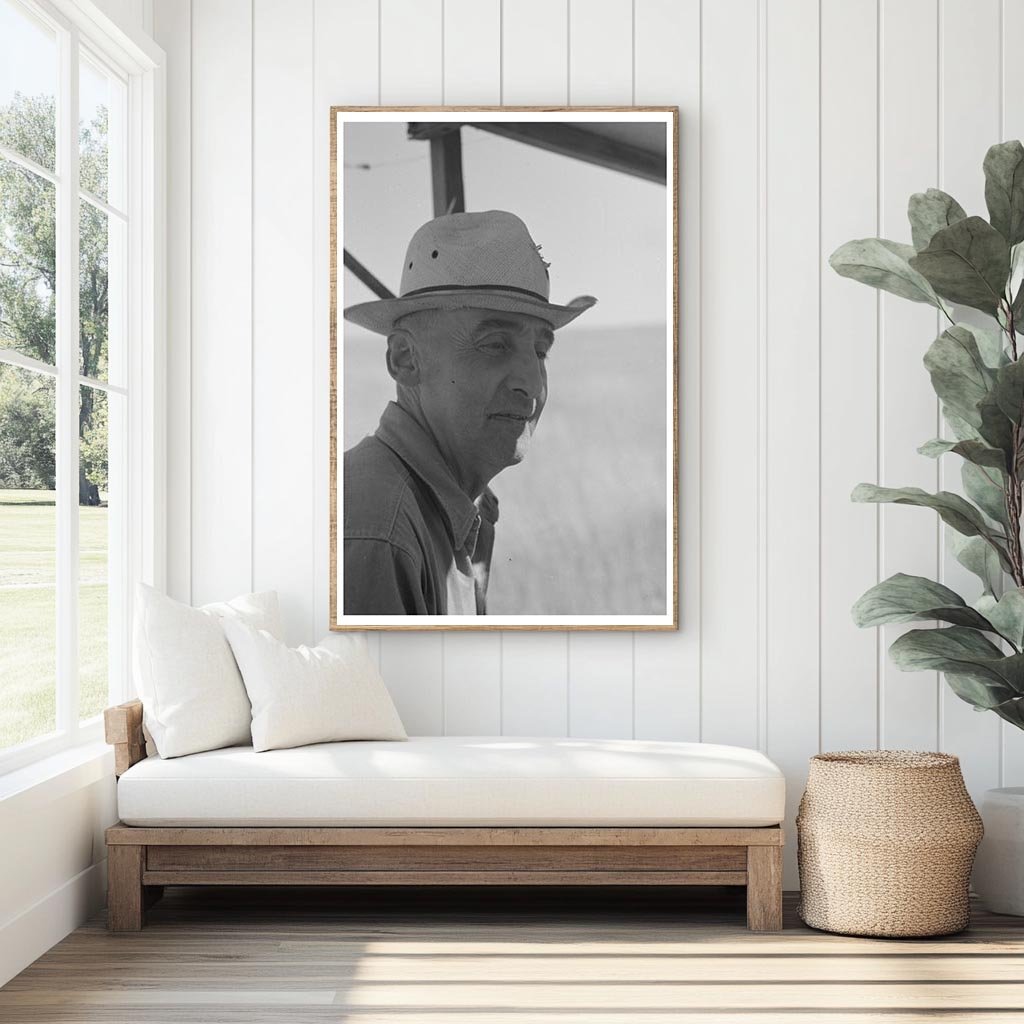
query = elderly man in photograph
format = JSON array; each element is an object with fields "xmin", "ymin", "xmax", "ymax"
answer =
[{"xmin": 342, "ymin": 210, "xmax": 596, "ymax": 615}]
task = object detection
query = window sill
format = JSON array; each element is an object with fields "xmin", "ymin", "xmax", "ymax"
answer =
[{"xmin": 0, "ymin": 739, "xmax": 114, "ymax": 816}]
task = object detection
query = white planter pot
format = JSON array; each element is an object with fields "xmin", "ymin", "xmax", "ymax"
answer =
[{"xmin": 973, "ymin": 787, "xmax": 1024, "ymax": 916}]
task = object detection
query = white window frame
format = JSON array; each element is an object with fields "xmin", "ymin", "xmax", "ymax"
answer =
[{"xmin": 0, "ymin": 0, "xmax": 164, "ymax": 776}]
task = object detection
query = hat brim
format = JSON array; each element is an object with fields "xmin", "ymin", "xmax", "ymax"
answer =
[{"xmin": 343, "ymin": 289, "xmax": 596, "ymax": 335}]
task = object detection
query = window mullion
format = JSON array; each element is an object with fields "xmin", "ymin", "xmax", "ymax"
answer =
[{"xmin": 55, "ymin": 23, "xmax": 81, "ymax": 735}]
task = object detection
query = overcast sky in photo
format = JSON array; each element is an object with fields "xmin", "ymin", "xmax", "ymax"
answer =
[{"xmin": 341, "ymin": 120, "xmax": 669, "ymax": 334}]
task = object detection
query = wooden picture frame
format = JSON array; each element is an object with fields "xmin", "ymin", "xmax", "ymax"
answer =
[{"xmin": 330, "ymin": 107, "xmax": 679, "ymax": 631}]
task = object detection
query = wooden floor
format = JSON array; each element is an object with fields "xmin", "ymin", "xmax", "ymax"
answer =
[{"xmin": 2, "ymin": 886, "xmax": 1024, "ymax": 1022}]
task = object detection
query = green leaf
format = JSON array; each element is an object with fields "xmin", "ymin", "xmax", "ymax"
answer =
[
  {"xmin": 977, "ymin": 589, "xmax": 1024, "ymax": 649},
  {"xmin": 830, "ymin": 238, "xmax": 942, "ymax": 307},
  {"xmin": 852, "ymin": 573, "xmax": 994, "ymax": 630},
  {"xmin": 944, "ymin": 671, "xmax": 1024, "ymax": 713},
  {"xmin": 918, "ymin": 437, "xmax": 1007, "ymax": 470},
  {"xmin": 1012, "ymin": 278, "xmax": 1024, "ymax": 325},
  {"xmin": 851, "ymin": 483, "xmax": 1008, "ymax": 550},
  {"xmin": 942, "ymin": 406, "xmax": 983, "ymax": 442},
  {"xmin": 978, "ymin": 391, "xmax": 1016, "ymax": 458},
  {"xmin": 888, "ymin": 627, "xmax": 1024, "ymax": 706},
  {"xmin": 986, "ymin": 689, "xmax": 1024, "ymax": 728},
  {"xmin": 950, "ymin": 532, "xmax": 1004, "ymax": 596},
  {"xmin": 908, "ymin": 188, "xmax": 968, "ymax": 251},
  {"xmin": 909, "ymin": 216, "xmax": 1011, "ymax": 314},
  {"xmin": 967, "ymin": 321, "xmax": 1011, "ymax": 368},
  {"xmin": 962, "ymin": 461, "xmax": 1009, "ymax": 527},
  {"xmin": 923, "ymin": 325, "xmax": 996, "ymax": 427},
  {"xmin": 1008, "ymin": 241, "xmax": 1024, "ymax": 324},
  {"xmin": 993, "ymin": 357, "xmax": 1024, "ymax": 423},
  {"xmin": 984, "ymin": 140, "xmax": 1024, "ymax": 246}
]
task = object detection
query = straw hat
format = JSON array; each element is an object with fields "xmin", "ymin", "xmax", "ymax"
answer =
[{"xmin": 343, "ymin": 210, "xmax": 597, "ymax": 335}]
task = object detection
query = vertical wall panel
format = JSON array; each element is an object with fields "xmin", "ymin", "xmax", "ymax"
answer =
[
  {"xmin": 381, "ymin": 635, "xmax": 445, "ymax": 735},
  {"xmin": 1002, "ymin": 0, "xmax": 1024, "ymax": 786},
  {"xmin": 443, "ymin": 0, "xmax": 500, "ymax": 106},
  {"xmin": 380, "ymin": 0, "xmax": 443, "ymax": 105},
  {"xmin": 444, "ymin": 636, "xmax": 502, "ymax": 734},
  {"xmin": 938, "ymin": 0, "xmax": 1002, "ymax": 797},
  {"xmin": 764, "ymin": 0, "xmax": 821, "ymax": 886},
  {"xmin": 189, "ymin": 0, "xmax": 253, "ymax": 605},
  {"xmin": 878, "ymin": 0, "xmax": 941, "ymax": 751},
  {"xmin": 502, "ymin": 0, "xmax": 568, "ymax": 104},
  {"xmin": 632, "ymin": 0, "xmax": 700, "ymax": 743},
  {"xmin": 502, "ymin": 632, "xmax": 568, "ymax": 735},
  {"xmin": 568, "ymin": 0, "xmax": 632, "ymax": 104},
  {"xmin": 819, "ymin": 0, "xmax": 879, "ymax": 754},
  {"xmin": 699, "ymin": 0, "xmax": 760, "ymax": 749},
  {"xmin": 313, "ymin": 0, "xmax": 379, "ymax": 661},
  {"xmin": 253, "ymin": 0, "xmax": 315, "ymax": 646},
  {"xmin": 441, "ymin": 0, "xmax": 503, "ymax": 733},
  {"xmin": 153, "ymin": 0, "xmax": 190, "ymax": 604},
  {"xmin": 568, "ymin": 634, "xmax": 634, "ymax": 738}
]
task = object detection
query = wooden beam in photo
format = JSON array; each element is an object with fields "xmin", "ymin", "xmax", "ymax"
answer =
[
  {"xmin": 407, "ymin": 123, "xmax": 466, "ymax": 214},
  {"xmin": 428, "ymin": 129, "xmax": 465, "ymax": 216},
  {"xmin": 472, "ymin": 122, "xmax": 666, "ymax": 185},
  {"xmin": 342, "ymin": 249, "xmax": 395, "ymax": 299}
]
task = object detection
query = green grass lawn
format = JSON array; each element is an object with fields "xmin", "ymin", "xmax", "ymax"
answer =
[{"xmin": 0, "ymin": 489, "xmax": 109, "ymax": 751}]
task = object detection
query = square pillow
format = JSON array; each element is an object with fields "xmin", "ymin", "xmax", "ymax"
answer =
[
  {"xmin": 222, "ymin": 621, "xmax": 407, "ymax": 752},
  {"xmin": 133, "ymin": 583, "xmax": 283, "ymax": 758}
]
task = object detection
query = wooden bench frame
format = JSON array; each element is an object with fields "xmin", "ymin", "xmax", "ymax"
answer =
[{"xmin": 104, "ymin": 700, "xmax": 784, "ymax": 932}]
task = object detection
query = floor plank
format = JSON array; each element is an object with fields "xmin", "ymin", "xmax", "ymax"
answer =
[{"xmin": 3, "ymin": 886, "xmax": 1024, "ymax": 1021}]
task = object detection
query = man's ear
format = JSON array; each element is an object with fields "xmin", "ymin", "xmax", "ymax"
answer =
[{"xmin": 385, "ymin": 329, "xmax": 421, "ymax": 387}]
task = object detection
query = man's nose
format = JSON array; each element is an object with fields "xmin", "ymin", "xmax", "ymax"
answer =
[{"xmin": 507, "ymin": 347, "xmax": 544, "ymax": 400}]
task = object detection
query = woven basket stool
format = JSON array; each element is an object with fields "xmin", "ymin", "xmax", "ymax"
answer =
[{"xmin": 796, "ymin": 751, "xmax": 983, "ymax": 937}]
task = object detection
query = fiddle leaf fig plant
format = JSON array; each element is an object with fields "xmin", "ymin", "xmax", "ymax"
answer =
[{"xmin": 832, "ymin": 140, "xmax": 1024, "ymax": 731}]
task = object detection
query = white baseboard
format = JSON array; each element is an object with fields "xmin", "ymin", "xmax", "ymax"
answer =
[{"xmin": 0, "ymin": 858, "xmax": 107, "ymax": 987}]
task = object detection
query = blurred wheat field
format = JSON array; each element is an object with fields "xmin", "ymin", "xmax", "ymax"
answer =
[{"xmin": 342, "ymin": 324, "xmax": 669, "ymax": 615}]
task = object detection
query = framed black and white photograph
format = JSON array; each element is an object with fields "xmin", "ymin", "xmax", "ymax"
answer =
[{"xmin": 330, "ymin": 107, "xmax": 678, "ymax": 631}]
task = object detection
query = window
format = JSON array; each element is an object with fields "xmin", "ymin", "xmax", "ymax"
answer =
[{"xmin": 0, "ymin": 0, "xmax": 161, "ymax": 772}]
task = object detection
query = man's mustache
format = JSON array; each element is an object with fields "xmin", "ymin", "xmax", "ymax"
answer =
[{"xmin": 487, "ymin": 399, "xmax": 539, "ymax": 420}]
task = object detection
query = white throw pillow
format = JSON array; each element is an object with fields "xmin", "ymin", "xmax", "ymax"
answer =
[
  {"xmin": 223, "ymin": 622, "xmax": 407, "ymax": 752},
  {"xmin": 133, "ymin": 584, "xmax": 283, "ymax": 758}
]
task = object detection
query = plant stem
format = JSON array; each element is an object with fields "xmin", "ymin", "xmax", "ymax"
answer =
[{"xmin": 1006, "ymin": 305, "xmax": 1024, "ymax": 587}]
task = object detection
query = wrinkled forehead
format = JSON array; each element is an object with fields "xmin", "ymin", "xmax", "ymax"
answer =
[{"xmin": 397, "ymin": 307, "xmax": 555, "ymax": 344}]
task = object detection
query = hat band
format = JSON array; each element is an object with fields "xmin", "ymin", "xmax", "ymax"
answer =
[{"xmin": 401, "ymin": 282, "xmax": 549, "ymax": 303}]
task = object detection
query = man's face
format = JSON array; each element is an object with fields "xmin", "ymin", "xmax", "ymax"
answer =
[{"xmin": 410, "ymin": 307, "xmax": 554, "ymax": 480}]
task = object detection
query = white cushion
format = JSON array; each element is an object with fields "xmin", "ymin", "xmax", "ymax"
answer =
[
  {"xmin": 116, "ymin": 736, "xmax": 786, "ymax": 827},
  {"xmin": 222, "ymin": 621, "xmax": 407, "ymax": 752},
  {"xmin": 133, "ymin": 584, "xmax": 283, "ymax": 759}
]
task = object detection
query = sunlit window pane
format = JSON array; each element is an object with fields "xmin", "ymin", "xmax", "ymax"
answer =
[
  {"xmin": 79, "ymin": 50, "xmax": 125, "ymax": 210},
  {"xmin": 80, "ymin": 202, "xmax": 124, "ymax": 386},
  {"xmin": 0, "ymin": 157, "xmax": 56, "ymax": 365},
  {"xmin": 0, "ymin": 362, "xmax": 56, "ymax": 750},
  {"xmin": 0, "ymin": 0, "xmax": 57, "ymax": 173},
  {"xmin": 79, "ymin": 383, "xmax": 110, "ymax": 723}
]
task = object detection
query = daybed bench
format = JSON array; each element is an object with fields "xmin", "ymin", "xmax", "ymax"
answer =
[{"xmin": 104, "ymin": 699, "xmax": 786, "ymax": 932}]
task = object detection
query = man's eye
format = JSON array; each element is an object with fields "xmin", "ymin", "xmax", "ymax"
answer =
[{"xmin": 478, "ymin": 335, "xmax": 509, "ymax": 352}]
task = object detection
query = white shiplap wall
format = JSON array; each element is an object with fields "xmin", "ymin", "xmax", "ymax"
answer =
[{"xmin": 153, "ymin": 0, "xmax": 1024, "ymax": 886}]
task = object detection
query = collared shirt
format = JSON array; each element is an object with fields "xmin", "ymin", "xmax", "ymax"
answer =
[{"xmin": 343, "ymin": 402, "xmax": 498, "ymax": 615}]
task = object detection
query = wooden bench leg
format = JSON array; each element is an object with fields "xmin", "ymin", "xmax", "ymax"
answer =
[
  {"xmin": 107, "ymin": 845, "xmax": 145, "ymax": 931},
  {"xmin": 746, "ymin": 845, "xmax": 783, "ymax": 931}
]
